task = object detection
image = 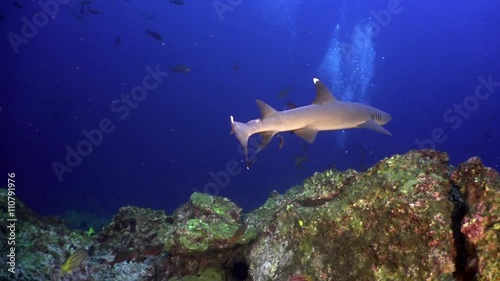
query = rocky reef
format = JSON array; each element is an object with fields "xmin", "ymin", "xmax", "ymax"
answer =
[{"xmin": 0, "ymin": 150, "xmax": 498, "ymax": 281}]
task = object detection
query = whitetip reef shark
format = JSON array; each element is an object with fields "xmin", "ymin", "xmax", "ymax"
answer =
[{"xmin": 230, "ymin": 78, "xmax": 392, "ymax": 168}]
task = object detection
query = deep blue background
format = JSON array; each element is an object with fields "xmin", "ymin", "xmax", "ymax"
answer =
[{"xmin": 1, "ymin": 0, "xmax": 499, "ymax": 218}]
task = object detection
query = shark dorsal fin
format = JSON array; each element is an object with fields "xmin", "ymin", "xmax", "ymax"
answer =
[
  {"xmin": 256, "ymin": 99, "xmax": 278, "ymax": 119},
  {"xmin": 312, "ymin": 78, "xmax": 337, "ymax": 105}
]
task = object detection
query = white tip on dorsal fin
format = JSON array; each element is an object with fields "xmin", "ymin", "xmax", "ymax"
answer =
[
  {"xmin": 312, "ymin": 78, "xmax": 337, "ymax": 105},
  {"xmin": 256, "ymin": 99, "xmax": 278, "ymax": 119}
]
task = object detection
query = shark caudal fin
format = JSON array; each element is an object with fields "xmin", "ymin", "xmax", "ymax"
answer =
[{"xmin": 230, "ymin": 116, "xmax": 253, "ymax": 169}]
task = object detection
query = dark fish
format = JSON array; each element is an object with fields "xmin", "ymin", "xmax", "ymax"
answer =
[
  {"xmin": 115, "ymin": 36, "xmax": 121, "ymax": 45},
  {"xmin": 135, "ymin": 255, "xmax": 147, "ymax": 262},
  {"xmin": 13, "ymin": 1, "xmax": 23, "ymax": 9},
  {"xmin": 79, "ymin": 0, "xmax": 91, "ymax": 14},
  {"xmin": 286, "ymin": 101, "xmax": 297, "ymax": 109},
  {"xmin": 289, "ymin": 274, "xmax": 311, "ymax": 281},
  {"xmin": 277, "ymin": 87, "xmax": 293, "ymax": 99},
  {"xmin": 109, "ymin": 249, "xmax": 138, "ymax": 267},
  {"xmin": 141, "ymin": 243, "xmax": 164, "ymax": 257},
  {"xmin": 228, "ymin": 224, "xmax": 248, "ymax": 244},
  {"xmin": 170, "ymin": 0, "xmax": 184, "ymax": 5},
  {"xmin": 233, "ymin": 60, "xmax": 240, "ymax": 72},
  {"xmin": 88, "ymin": 7, "xmax": 100, "ymax": 15},
  {"xmin": 294, "ymin": 154, "xmax": 308, "ymax": 169},
  {"xmin": 0, "ymin": 14, "xmax": 4, "ymax": 22},
  {"xmin": 144, "ymin": 15, "xmax": 154, "ymax": 20},
  {"xmin": 170, "ymin": 64, "xmax": 190, "ymax": 73},
  {"xmin": 146, "ymin": 29, "xmax": 163, "ymax": 41}
]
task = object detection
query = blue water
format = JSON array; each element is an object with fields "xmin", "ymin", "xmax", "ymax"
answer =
[{"xmin": 2, "ymin": 0, "xmax": 499, "ymax": 219}]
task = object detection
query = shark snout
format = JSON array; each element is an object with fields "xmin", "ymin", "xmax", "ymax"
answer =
[{"xmin": 382, "ymin": 113, "xmax": 392, "ymax": 124}]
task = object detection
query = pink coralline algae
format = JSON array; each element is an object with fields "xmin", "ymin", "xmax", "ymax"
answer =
[{"xmin": 461, "ymin": 214, "xmax": 485, "ymax": 245}]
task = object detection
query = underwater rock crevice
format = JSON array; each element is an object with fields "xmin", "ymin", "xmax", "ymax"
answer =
[
  {"xmin": 448, "ymin": 184, "xmax": 477, "ymax": 280},
  {"xmin": 224, "ymin": 259, "xmax": 250, "ymax": 281}
]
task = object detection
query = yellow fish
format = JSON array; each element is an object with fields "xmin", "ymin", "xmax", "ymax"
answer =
[{"xmin": 61, "ymin": 248, "xmax": 88, "ymax": 274}]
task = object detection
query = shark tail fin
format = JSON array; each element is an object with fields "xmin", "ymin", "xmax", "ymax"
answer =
[{"xmin": 230, "ymin": 116, "xmax": 252, "ymax": 169}]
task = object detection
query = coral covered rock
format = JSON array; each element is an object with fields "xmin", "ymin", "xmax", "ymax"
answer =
[
  {"xmin": 450, "ymin": 157, "xmax": 500, "ymax": 280},
  {"xmin": 0, "ymin": 150, "xmax": 498, "ymax": 281},
  {"xmin": 246, "ymin": 150, "xmax": 456, "ymax": 280},
  {"xmin": 0, "ymin": 188, "xmax": 93, "ymax": 280}
]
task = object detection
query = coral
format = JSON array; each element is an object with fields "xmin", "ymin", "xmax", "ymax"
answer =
[
  {"xmin": 247, "ymin": 150, "xmax": 456, "ymax": 280},
  {"xmin": 451, "ymin": 157, "xmax": 500, "ymax": 280},
  {"xmin": 0, "ymin": 149, "xmax": 498, "ymax": 280}
]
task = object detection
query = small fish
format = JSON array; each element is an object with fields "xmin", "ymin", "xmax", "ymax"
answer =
[
  {"xmin": 88, "ymin": 7, "xmax": 100, "ymax": 15},
  {"xmin": 0, "ymin": 14, "xmax": 4, "ymax": 22},
  {"xmin": 13, "ymin": 1, "xmax": 23, "ymax": 9},
  {"xmin": 294, "ymin": 154, "xmax": 308, "ymax": 169},
  {"xmin": 286, "ymin": 101, "xmax": 297, "ymax": 109},
  {"xmin": 289, "ymin": 274, "xmax": 312, "ymax": 281},
  {"xmin": 115, "ymin": 36, "xmax": 121, "ymax": 45},
  {"xmin": 170, "ymin": 64, "xmax": 190, "ymax": 73},
  {"xmin": 61, "ymin": 248, "xmax": 88, "ymax": 274},
  {"xmin": 79, "ymin": 0, "xmax": 91, "ymax": 14},
  {"xmin": 277, "ymin": 87, "xmax": 293, "ymax": 99},
  {"xmin": 141, "ymin": 243, "xmax": 164, "ymax": 257},
  {"xmin": 109, "ymin": 249, "xmax": 138, "ymax": 267},
  {"xmin": 228, "ymin": 224, "xmax": 248, "ymax": 244},
  {"xmin": 85, "ymin": 226, "xmax": 95, "ymax": 236},
  {"xmin": 146, "ymin": 29, "xmax": 163, "ymax": 41},
  {"xmin": 170, "ymin": 0, "xmax": 184, "ymax": 5},
  {"xmin": 144, "ymin": 15, "xmax": 154, "ymax": 20},
  {"xmin": 233, "ymin": 60, "xmax": 240, "ymax": 72}
]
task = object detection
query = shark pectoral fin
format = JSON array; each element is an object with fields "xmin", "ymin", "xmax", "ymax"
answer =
[
  {"xmin": 312, "ymin": 78, "xmax": 337, "ymax": 105},
  {"xmin": 358, "ymin": 120, "xmax": 392, "ymax": 136},
  {"xmin": 256, "ymin": 100, "xmax": 278, "ymax": 119},
  {"xmin": 293, "ymin": 127, "xmax": 318, "ymax": 143}
]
